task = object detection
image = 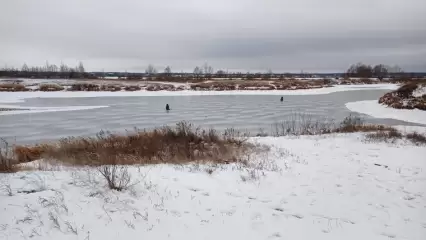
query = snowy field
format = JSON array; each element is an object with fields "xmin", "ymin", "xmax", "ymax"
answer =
[{"xmin": 1, "ymin": 133, "xmax": 425, "ymax": 240}]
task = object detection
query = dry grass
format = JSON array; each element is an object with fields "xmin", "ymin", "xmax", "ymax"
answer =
[
  {"xmin": 406, "ymin": 132, "xmax": 426, "ymax": 145},
  {"xmin": 68, "ymin": 83, "xmax": 100, "ymax": 91},
  {"xmin": 10, "ymin": 122, "xmax": 251, "ymax": 166},
  {"xmin": 38, "ymin": 84, "xmax": 65, "ymax": 92},
  {"xmin": 272, "ymin": 114, "xmax": 398, "ymax": 136},
  {"xmin": 124, "ymin": 85, "xmax": 142, "ymax": 91},
  {"xmin": 100, "ymin": 85, "xmax": 122, "ymax": 92},
  {"xmin": 0, "ymin": 83, "xmax": 30, "ymax": 92}
]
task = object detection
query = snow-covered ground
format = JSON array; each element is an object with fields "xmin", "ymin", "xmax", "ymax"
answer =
[
  {"xmin": 346, "ymin": 100, "xmax": 426, "ymax": 125},
  {"xmin": 1, "ymin": 133, "xmax": 425, "ymax": 240},
  {"xmin": 413, "ymin": 85, "xmax": 426, "ymax": 98}
]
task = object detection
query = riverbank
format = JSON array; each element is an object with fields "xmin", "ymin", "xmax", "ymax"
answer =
[
  {"xmin": 378, "ymin": 83, "xmax": 426, "ymax": 111},
  {"xmin": 0, "ymin": 84, "xmax": 398, "ymax": 105},
  {"xmin": 1, "ymin": 128, "xmax": 425, "ymax": 240},
  {"xmin": 0, "ymin": 78, "xmax": 399, "ymax": 93}
]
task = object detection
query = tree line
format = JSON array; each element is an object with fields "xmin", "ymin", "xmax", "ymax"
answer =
[
  {"xmin": 0, "ymin": 61, "xmax": 90, "ymax": 79},
  {"xmin": 0, "ymin": 61, "xmax": 416, "ymax": 80},
  {"xmin": 345, "ymin": 63, "xmax": 405, "ymax": 79}
]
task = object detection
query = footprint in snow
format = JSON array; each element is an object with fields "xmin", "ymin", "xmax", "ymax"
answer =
[
  {"xmin": 268, "ymin": 232, "xmax": 282, "ymax": 238},
  {"xmin": 188, "ymin": 187, "xmax": 201, "ymax": 192},
  {"xmin": 273, "ymin": 207, "xmax": 285, "ymax": 212}
]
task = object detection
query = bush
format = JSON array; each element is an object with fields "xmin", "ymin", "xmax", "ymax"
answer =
[
  {"xmin": 124, "ymin": 85, "xmax": 141, "ymax": 91},
  {"xmin": 39, "ymin": 84, "xmax": 64, "ymax": 92},
  {"xmin": 395, "ymin": 83, "xmax": 418, "ymax": 98},
  {"xmin": 0, "ymin": 83, "xmax": 30, "ymax": 92},
  {"xmin": 68, "ymin": 83, "xmax": 100, "ymax": 91},
  {"xmin": 406, "ymin": 132, "xmax": 426, "ymax": 145},
  {"xmin": 98, "ymin": 165, "xmax": 132, "ymax": 191},
  {"xmin": 101, "ymin": 85, "xmax": 122, "ymax": 92}
]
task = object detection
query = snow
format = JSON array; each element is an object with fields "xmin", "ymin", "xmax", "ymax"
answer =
[
  {"xmin": 413, "ymin": 85, "xmax": 426, "ymax": 98},
  {"xmin": 0, "ymin": 84, "xmax": 398, "ymax": 104},
  {"xmin": 346, "ymin": 100, "xmax": 426, "ymax": 125},
  {"xmin": 0, "ymin": 104, "xmax": 108, "ymax": 116},
  {"xmin": 1, "ymin": 134, "xmax": 425, "ymax": 240}
]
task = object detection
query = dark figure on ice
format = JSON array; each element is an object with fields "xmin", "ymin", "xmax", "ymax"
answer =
[
  {"xmin": 166, "ymin": 104, "xmax": 170, "ymax": 111},
  {"xmin": 280, "ymin": 96, "xmax": 283, "ymax": 102}
]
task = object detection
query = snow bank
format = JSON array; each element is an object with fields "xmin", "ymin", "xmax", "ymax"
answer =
[
  {"xmin": 346, "ymin": 100, "xmax": 426, "ymax": 125},
  {"xmin": 413, "ymin": 85, "xmax": 426, "ymax": 97},
  {"xmin": 0, "ymin": 104, "xmax": 108, "ymax": 116},
  {"xmin": 1, "ymin": 134, "xmax": 425, "ymax": 240},
  {"xmin": 0, "ymin": 84, "xmax": 398, "ymax": 104}
]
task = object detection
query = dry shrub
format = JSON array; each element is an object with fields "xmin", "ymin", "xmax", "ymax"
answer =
[
  {"xmin": 39, "ymin": 84, "xmax": 64, "ymax": 92},
  {"xmin": 272, "ymin": 114, "xmax": 396, "ymax": 136},
  {"xmin": 98, "ymin": 165, "xmax": 132, "ymax": 191},
  {"xmin": 406, "ymin": 132, "xmax": 426, "ymax": 145},
  {"xmin": 0, "ymin": 83, "xmax": 30, "ymax": 92},
  {"xmin": 333, "ymin": 115, "xmax": 395, "ymax": 133},
  {"xmin": 18, "ymin": 122, "xmax": 250, "ymax": 166},
  {"xmin": 68, "ymin": 83, "xmax": 100, "ymax": 91},
  {"xmin": 124, "ymin": 85, "xmax": 141, "ymax": 91},
  {"xmin": 14, "ymin": 145, "xmax": 49, "ymax": 163},
  {"xmin": 395, "ymin": 83, "xmax": 418, "ymax": 98},
  {"xmin": 101, "ymin": 85, "xmax": 122, "ymax": 92},
  {"xmin": 366, "ymin": 129, "xmax": 403, "ymax": 143}
]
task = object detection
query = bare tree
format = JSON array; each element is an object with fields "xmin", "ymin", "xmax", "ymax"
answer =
[
  {"xmin": 21, "ymin": 63, "xmax": 29, "ymax": 72},
  {"xmin": 145, "ymin": 64, "xmax": 157, "ymax": 75},
  {"xmin": 60, "ymin": 62, "xmax": 69, "ymax": 73},
  {"xmin": 77, "ymin": 61, "xmax": 85, "ymax": 73},
  {"xmin": 346, "ymin": 62, "xmax": 374, "ymax": 78},
  {"xmin": 193, "ymin": 66, "xmax": 203, "ymax": 79},
  {"xmin": 164, "ymin": 66, "xmax": 172, "ymax": 75},
  {"xmin": 373, "ymin": 64, "xmax": 388, "ymax": 80},
  {"xmin": 202, "ymin": 63, "xmax": 214, "ymax": 76}
]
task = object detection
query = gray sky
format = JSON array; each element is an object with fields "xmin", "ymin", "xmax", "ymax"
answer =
[{"xmin": 1, "ymin": 0, "xmax": 425, "ymax": 72}]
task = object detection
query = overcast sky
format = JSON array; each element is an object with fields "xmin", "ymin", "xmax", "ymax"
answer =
[{"xmin": 1, "ymin": 0, "xmax": 425, "ymax": 72}]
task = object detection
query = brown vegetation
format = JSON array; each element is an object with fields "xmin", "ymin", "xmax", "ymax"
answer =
[
  {"xmin": 0, "ymin": 83, "xmax": 30, "ymax": 92},
  {"xmin": 379, "ymin": 83, "xmax": 426, "ymax": 111},
  {"xmin": 68, "ymin": 83, "xmax": 100, "ymax": 91},
  {"xmin": 38, "ymin": 84, "xmax": 65, "ymax": 92},
  {"xmin": 8, "ymin": 122, "xmax": 250, "ymax": 167},
  {"xmin": 100, "ymin": 85, "xmax": 122, "ymax": 92},
  {"xmin": 124, "ymin": 85, "xmax": 142, "ymax": 91}
]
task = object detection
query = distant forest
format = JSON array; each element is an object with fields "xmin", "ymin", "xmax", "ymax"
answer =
[{"xmin": 0, "ymin": 61, "xmax": 421, "ymax": 80}]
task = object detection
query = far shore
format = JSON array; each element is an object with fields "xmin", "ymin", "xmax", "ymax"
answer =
[{"xmin": 0, "ymin": 77, "xmax": 406, "ymax": 93}]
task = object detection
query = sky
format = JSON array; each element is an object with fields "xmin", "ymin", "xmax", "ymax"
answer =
[{"xmin": 1, "ymin": 0, "xmax": 426, "ymax": 73}]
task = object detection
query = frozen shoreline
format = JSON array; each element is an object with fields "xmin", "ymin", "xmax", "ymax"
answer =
[
  {"xmin": 0, "ymin": 84, "xmax": 398, "ymax": 104},
  {"xmin": 346, "ymin": 100, "xmax": 426, "ymax": 125}
]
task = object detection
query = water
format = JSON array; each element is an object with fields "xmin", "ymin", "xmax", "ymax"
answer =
[{"xmin": 0, "ymin": 90, "xmax": 420, "ymax": 144}]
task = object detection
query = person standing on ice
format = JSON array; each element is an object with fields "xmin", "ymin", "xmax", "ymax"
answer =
[
  {"xmin": 280, "ymin": 96, "xmax": 283, "ymax": 102},
  {"xmin": 166, "ymin": 104, "xmax": 170, "ymax": 111}
]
